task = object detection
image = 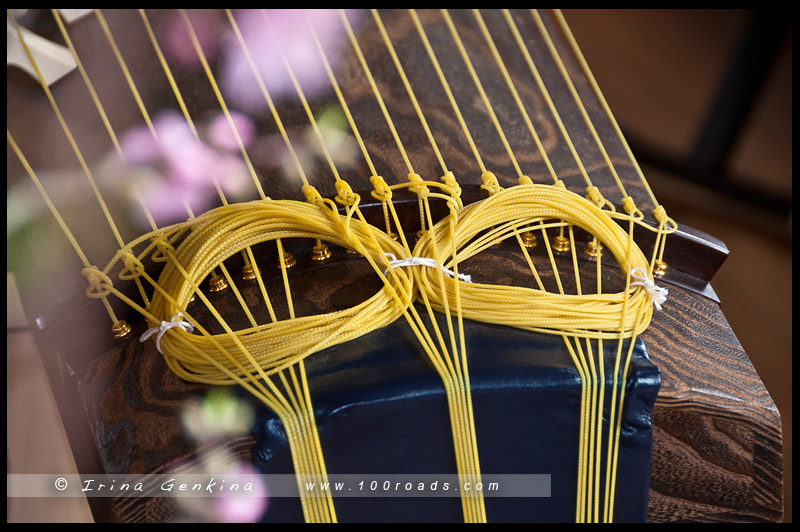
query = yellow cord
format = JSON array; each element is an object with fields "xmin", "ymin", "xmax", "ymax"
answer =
[
  {"xmin": 10, "ymin": 9, "xmax": 680, "ymax": 524},
  {"xmin": 413, "ymin": 185, "xmax": 660, "ymax": 340}
]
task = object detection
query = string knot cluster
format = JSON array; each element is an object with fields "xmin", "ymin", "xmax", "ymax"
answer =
[
  {"xmin": 82, "ymin": 266, "xmax": 114, "ymax": 298},
  {"xmin": 150, "ymin": 235, "xmax": 175, "ymax": 263},
  {"xmin": 407, "ymin": 172, "xmax": 430, "ymax": 197},
  {"xmin": 334, "ymin": 180, "xmax": 359, "ymax": 206},
  {"xmin": 440, "ymin": 171, "xmax": 461, "ymax": 199},
  {"xmin": 479, "ymin": 171, "xmax": 502, "ymax": 195},
  {"xmin": 118, "ymin": 250, "xmax": 146, "ymax": 281},
  {"xmin": 369, "ymin": 175, "xmax": 393, "ymax": 202},
  {"xmin": 302, "ymin": 184, "xmax": 324, "ymax": 206}
]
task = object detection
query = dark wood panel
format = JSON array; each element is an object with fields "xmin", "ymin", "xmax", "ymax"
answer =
[
  {"xmin": 7, "ymin": 9, "xmax": 782, "ymax": 522},
  {"xmin": 42, "ymin": 261, "xmax": 781, "ymax": 522}
]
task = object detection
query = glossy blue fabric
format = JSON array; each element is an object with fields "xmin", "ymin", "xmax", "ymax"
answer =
[{"xmin": 250, "ymin": 312, "xmax": 660, "ymax": 522}]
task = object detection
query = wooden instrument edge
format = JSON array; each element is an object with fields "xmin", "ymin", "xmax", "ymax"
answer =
[
  {"xmin": 8, "ymin": 8, "xmax": 783, "ymax": 522},
  {"xmin": 17, "ymin": 236, "xmax": 783, "ymax": 522}
]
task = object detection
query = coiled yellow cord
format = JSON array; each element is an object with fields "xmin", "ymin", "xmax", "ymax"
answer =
[
  {"xmin": 145, "ymin": 199, "xmax": 413, "ymax": 382},
  {"xmin": 11, "ymin": 7, "xmax": 681, "ymax": 523},
  {"xmin": 119, "ymin": 198, "xmax": 418, "ymax": 523},
  {"xmin": 412, "ymin": 184, "xmax": 660, "ymax": 339}
]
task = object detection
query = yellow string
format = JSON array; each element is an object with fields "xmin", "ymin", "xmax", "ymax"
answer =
[
  {"xmin": 9, "ymin": 9, "xmax": 675, "ymax": 524},
  {"xmin": 410, "ymin": 184, "xmax": 662, "ymax": 524},
  {"xmin": 138, "ymin": 199, "xmax": 414, "ymax": 523},
  {"xmin": 530, "ymin": 9, "xmax": 629, "ymax": 200},
  {"xmin": 501, "ymin": 10, "xmax": 593, "ymax": 190},
  {"xmin": 340, "ymin": 9, "xmax": 415, "ymax": 176},
  {"xmin": 552, "ymin": 10, "xmax": 660, "ymax": 209},
  {"xmin": 8, "ymin": 10, "xmax": 126, "ymax": 249},
  {"xmin": 551, "ymin": 9, "xmax": 677, "ymax": 273},
  {"xmin": 8, "ymin": 10, "xmax": 135, "ymax": 326},
  {"xmin": 371, "ymin": 10, "xmax": 450, "ymax": 176},
  {"xmin": 471, "ymin": 9, "xmax": 560, "ymax": 184},
  {"xmin": 340, "ymin": 11, "xmax": 487, "ymax": 521},
  {"xmin": 524, "ymin": 16, "xmax": 674, "ymax": 518},
  {"xmin": 139, "ymin": 9, "xmax": 230, "ymax": 206},
  {"xmin": 179, "ymin": 10, "xmax": 266, "ymax": 200},
  {"xmin": 50, "ymin": 9, "xmax": 157, "ymax": 307},
  {"xmin": 93, "ymin": 10, "xmax": 159, "ymax": 140},
  {"xmin": 138, "ymin": 10, "xmax": 198, "ymax": 140},
  {"xmin": 260, "ymin": 10, "xmax": 344, "ymax": 185},
  {"xmin": 223, "ymin": 10, "xmax": 309, "ymax": 186},
  {"xmin": 8, "ymin": 130, "xmax": 91, "ymax": 268},
  {"xmin": 414, "ymin": 186, "xmax": 658, "ymax": 339},
  {"xmin": 441, "ymin": 9, "xmax": 523, "ymax": 180},
  {"xmin": 307, "ymin": 14, "xmax": 379, "ymax": 179},
  {"xmin": 93, "ymin": 9, "xmax": 274, "ymax": 348},
  {"xmin": 410, "ymin": 9, "xmax": 486, "ymax": 174},
  {"xmin": 50, "ymin": 10, "xmax": 122, "ymax": 158}
]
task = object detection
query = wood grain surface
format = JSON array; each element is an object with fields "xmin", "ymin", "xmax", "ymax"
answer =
[
  {"xmin": 51, "ymin": 248, "xmax": 782, "ymax": 522},
  {"xmin": 7, "ymin": 9, "xmax": 782, "ymax": 522}
]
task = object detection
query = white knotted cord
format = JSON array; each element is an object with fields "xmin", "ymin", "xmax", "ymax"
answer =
[
  {"xmin": 140, "ymin": 313, "xmax": 195, "ymax": 353},
  {"xmin": 630, "ymin": 267, "xmax": 668, "ymax": 311},
  {"xmin": 384, "ymin": 253, "xmax": 472, "ymax": 283}
]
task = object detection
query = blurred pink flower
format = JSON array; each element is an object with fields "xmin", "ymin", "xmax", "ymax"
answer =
[
  {"xmin": 168, "ymin": 458, "xmax": 269, "ymax": 523},
  {"xmin": 213, "ymin": 462, "xmax": 269, "ymax": 523},
  {"xmin": 119, "ymin": 109, "xmax": 254, "ymax": 226},
  {"xmin": 139, "ymin": 178, "xmax": 209, "ymax": 221},
  {"xmin": 159, "ymin": 10, "xmax": 222, "ymax": 68},
  {"xmin": 214, "ymin": 154, "xmax": 253, "ymax": 197},
  {"xmin": 222, "ymin": 9, "xmax": 355, "ymax": 111},
  {"xmin": 207, "ymin": 111, "xmax": 256, "ymax": 152}
]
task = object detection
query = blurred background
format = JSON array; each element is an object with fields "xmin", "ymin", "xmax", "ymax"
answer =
[{"xmin": 7, "ymin": 9, "xmax": 791, "ymax": 522}]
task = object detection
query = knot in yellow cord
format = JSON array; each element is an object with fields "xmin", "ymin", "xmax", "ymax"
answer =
[
  {"xmin": 553, "ymin": 179, "xmax": 567, "ymax": 190},
  {"xmin": 334, "ymin": 180, "xmax": 359, "ymax": 206},
  {"xmin": 407, "ymin": 172, "xmax": 429, "ymax": 197},
  {"xmin": 586, "ymin": 186, "xmax": 606, "ymax": 208},
  {"xmin": 480, "ymin": 171, "xmax": 502, "ymax": 195},
  {"xmin": 302, "ymin": 184, "xmax": 324, "ymax": 206},
  {"xmin": 369, "ymin": 175, "xmax": 393, "ymax": 202},
  {"xmin": 517, "ymin": 175, "xmax": 533, "ymax": 186},
  {"xmin": 119, "ymin": 250, "xmax": 146, "ymax": 281},
  {"xmin": 440, "ymin": 171, "xmax": 461, "ymax": 198},
  {"xmin": 82, "ymin": 266, "xmax": 114, "ymax": 298},
  {"xmin": 150, "ymin": 235, "xmax": 175, "ymax": 263},
  {"xmin": 621, "ymin": 196, "xmax": 642, "ymax": 218},
  {"xmin": 652, "ymin": 205, "xmax": 669, "ymax": 225}
]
